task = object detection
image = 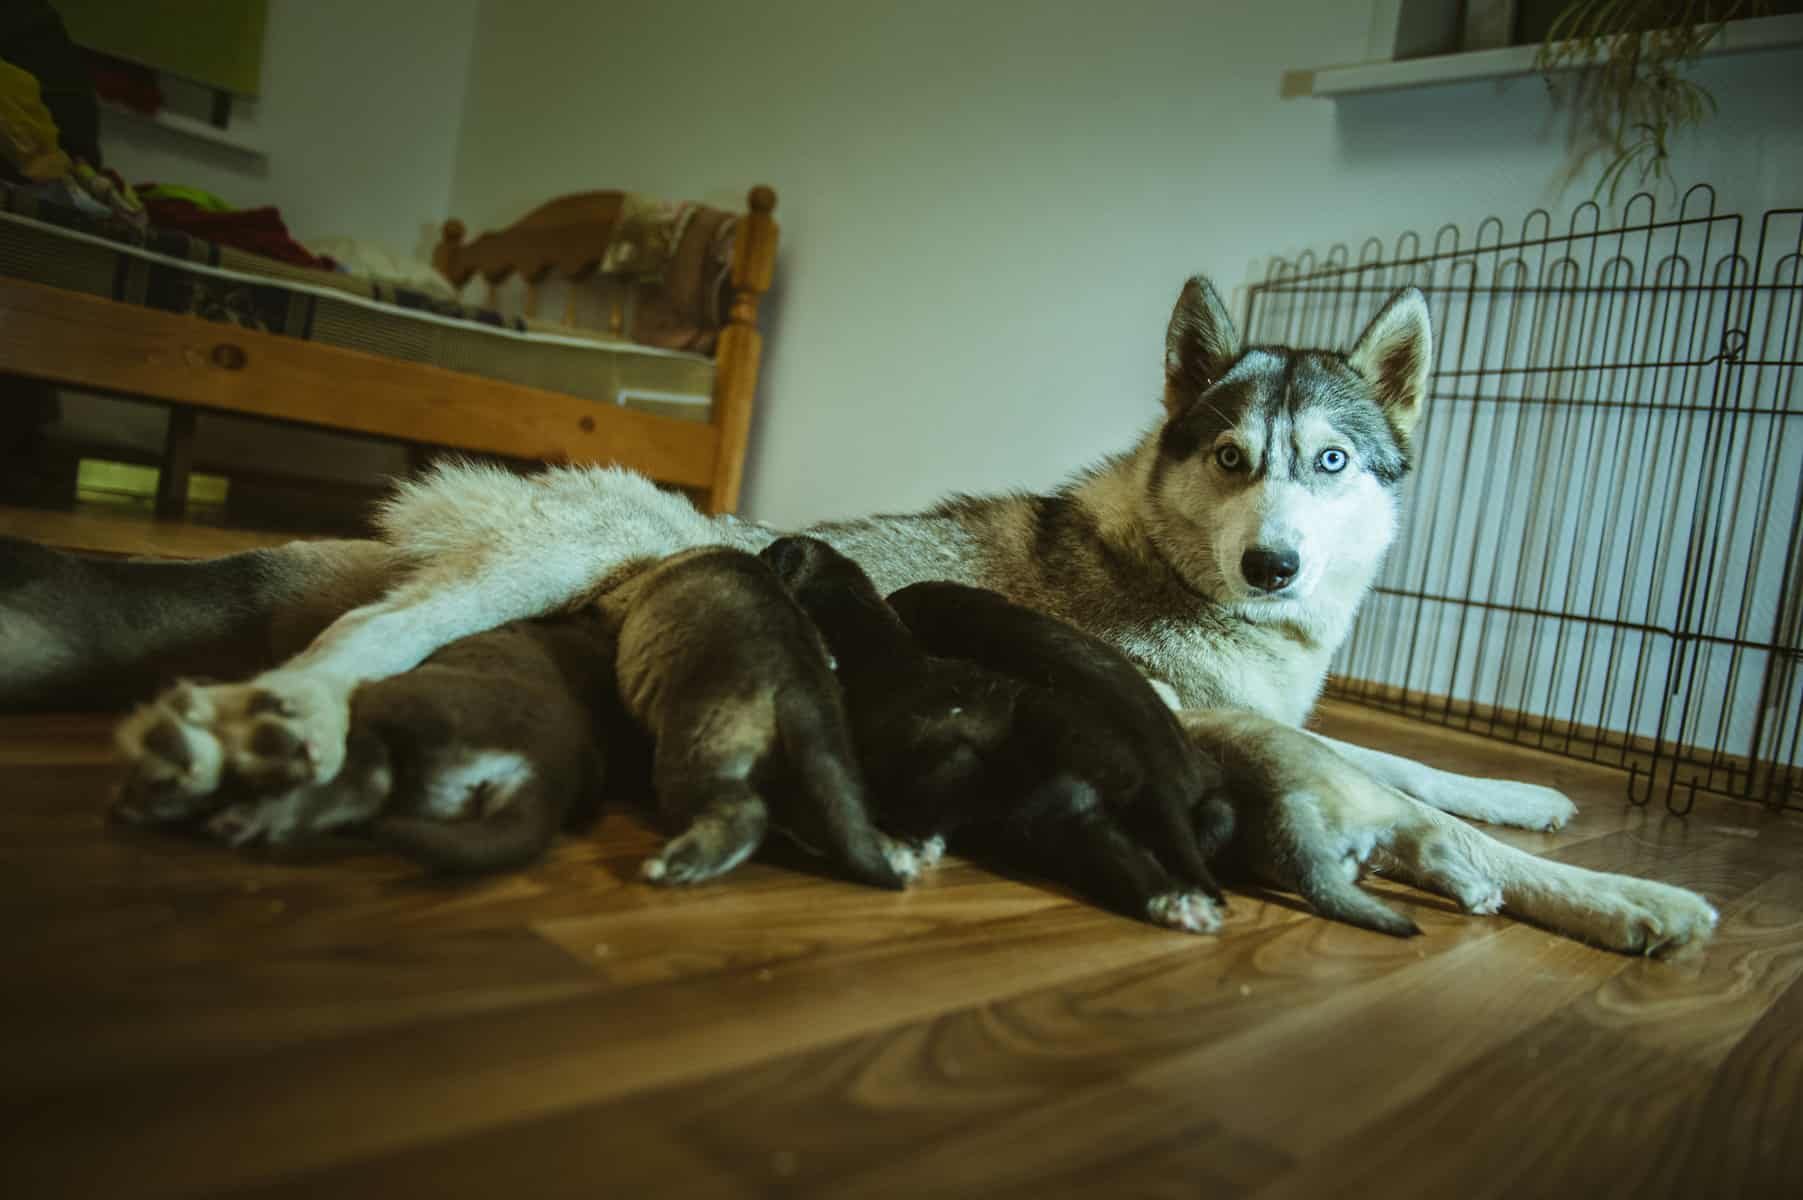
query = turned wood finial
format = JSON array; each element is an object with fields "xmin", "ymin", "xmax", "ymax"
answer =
[
  {"xmin": 730, "ymin": 184, "xmax": 779, "ymax": 309},
  {"xmin": 433, "ymin": 219, "xmax": 467, "ymax": 285}
]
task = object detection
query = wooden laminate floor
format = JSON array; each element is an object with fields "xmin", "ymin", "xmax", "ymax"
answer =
[{"xmin": 2, "ymin": 699, "xmax": 1799, "ymax": 1198}]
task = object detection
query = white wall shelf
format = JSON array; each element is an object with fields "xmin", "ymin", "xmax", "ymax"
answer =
[
  {"xmin": 99, "ymin": 101, "xmax": 268, "ymax": 161},
  {"xmin": 1297, "ymin": 12, "xmax": 1803, "ymax": 99}
]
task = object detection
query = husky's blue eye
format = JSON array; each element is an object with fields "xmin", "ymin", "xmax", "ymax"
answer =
[
  {"xmin": 1318, "ymin": 448, "xmax": 1348, "ymax": 473},
  {"xmin": 1215, "ymin": 444, "xmax": 1244, "ymax": 471}
]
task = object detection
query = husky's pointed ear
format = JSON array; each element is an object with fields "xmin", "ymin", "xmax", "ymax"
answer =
[
  {"xmin": 1164, "ymin": 275, "xmax": 1239, "ymax": 416},
  {"xmin": 1348, "ymin": 287, "xmax": 1432, "ymax": 441}
]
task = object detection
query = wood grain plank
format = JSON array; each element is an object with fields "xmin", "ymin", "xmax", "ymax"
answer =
[
  {"xmin": 0, "ymin": 905, "xmax": 1217, "ymax": 1198},
  {"xmin": 2, "ymin": 704, "xmax": 1797, "ymax": 1200},
  {"xmin": 1244, "ymin": 868, "xmax": 1803, "ymax": 1199},
  {"xmin": 0, "ymin": 278, "xmax": 720, "ymax": 486},
  {"xmin": 231, "ymin": 864, "xmax": 1601, "ymax": 1200},
  {"xmin": 0, "ymin": 505, "xmax": 319, "ymax": 558}
]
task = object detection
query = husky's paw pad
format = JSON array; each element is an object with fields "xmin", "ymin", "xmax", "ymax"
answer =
[
  {"xmin": 114, "ymin": 683, "xmax": 230, "ymax": 824},
  {"xmin": 1146, "ymin": 891, "xmax": 1223, "ymax": 934},
  {"xmin": 118, "ymin": 674, "xmax": 350, "ymax": 813},
  {"xmin": 223, "ymin": 677, "xmax": 349, "ymax": 789}
]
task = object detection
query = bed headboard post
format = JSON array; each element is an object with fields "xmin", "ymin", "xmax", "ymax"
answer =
[
  {"xmin": 432, "ymin": 220, "xmax": 467, "ymax": 286},
  {"xmin": 705, "ymin": 184, "xmax": 779, "ymax": 515}
]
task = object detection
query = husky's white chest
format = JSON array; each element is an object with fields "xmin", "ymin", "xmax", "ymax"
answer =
[{"xmin": 1120, "ymin": 619, "xmax": 1333, "ymax": 727}]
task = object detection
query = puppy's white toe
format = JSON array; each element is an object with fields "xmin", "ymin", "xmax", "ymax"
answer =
[
  {"xmin": 878, "ymin": 834, "xmax": 946, "ymax": 882},
  {"xmin": 1146, "ymin": 891, "xmax": 1223, "ymax": 934}
]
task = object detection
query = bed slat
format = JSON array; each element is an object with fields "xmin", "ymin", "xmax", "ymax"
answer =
[{"xmin": 0, "ymin": 278, "xmax": 720, "ymax": 490}]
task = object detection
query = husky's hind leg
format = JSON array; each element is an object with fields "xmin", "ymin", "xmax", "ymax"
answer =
[
  {"xmin": 0, "ymin": 536, "xmax": 399, "ymax": 713},
  {"xmin": 1309, "ymin": 733, "xmax": 1578, "ymax": 832}
]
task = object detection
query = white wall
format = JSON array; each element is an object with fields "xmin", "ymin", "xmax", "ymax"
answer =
[
  {"xmin": 449, "ymin": 0, "xmax": 1803, "ymax": 527},
  {"xmin": 64, "ymin": 0, "xmax": 482, "ymax": 483},
  {"xmin": 102, "ymin": 0, "xmax": 481, "ymax": 254}
]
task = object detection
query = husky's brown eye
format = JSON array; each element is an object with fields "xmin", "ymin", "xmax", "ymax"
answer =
[{"xmin": 1215, "ymin": 444, "xmax": 1244, "ymax": 471}]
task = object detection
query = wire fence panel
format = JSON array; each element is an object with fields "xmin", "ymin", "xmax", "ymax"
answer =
[{"xmin": 1245, "ymin": 187, "xmax": 1802, "ymax": 813}]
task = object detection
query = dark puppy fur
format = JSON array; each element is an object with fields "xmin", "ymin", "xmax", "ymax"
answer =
[
  {"xmin": 761, "ymin": 536, "xmax": 1227, "ymax": 932},
  {"xmin": 116, "ymin": 612, "xmax": 625, "ymax": 874},
  {"xmin": 889, "ymin": 580, "xmax": 1236, "ymax": 882},
  {"xmin": 601, "ymin": 546, "xmax": 904, "ymax": 890}
]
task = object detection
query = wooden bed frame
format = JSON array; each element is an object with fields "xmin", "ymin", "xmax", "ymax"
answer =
[{"xmin": 0, "ymin": 185, "xmax": 778, "ymax": 557}]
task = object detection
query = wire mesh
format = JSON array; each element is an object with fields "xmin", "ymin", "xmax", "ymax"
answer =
[{"xmin": 1244, "ymin": 185, "xmax": 1802, "ymax": 814}]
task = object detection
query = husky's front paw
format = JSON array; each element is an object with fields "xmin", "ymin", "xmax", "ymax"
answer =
[
  {"xmin": 1460, "ymin": 779, "xmax": 1578, "ymax": 831},
  {"xmin": 1576, "ymin": 878, "xmax": 1719, "ymax": 956},
  {"xmin": 1146, "ymin": 891, "xmax": 1223, "ymax": 934}
]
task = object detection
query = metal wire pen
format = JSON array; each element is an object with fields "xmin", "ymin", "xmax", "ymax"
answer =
[{"xmin": 1245, "ymin": 185, "xmax": 1802, "ymax": 815}]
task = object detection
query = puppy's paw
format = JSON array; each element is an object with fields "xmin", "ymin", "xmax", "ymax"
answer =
[
  {"xmin": 642, "ymin": 822, "xmax": 758, "ymax": 886},
  {"xmin": 878, "ymin": 834, "xmax": 946, "ymax": 882},
  {"xmin": 1146, "ymin": 891, "xmax": 1223, "ymax": 934},
  {"xmin": 205, "ymin": 801, "xmax": 265, "ymax": 847}
]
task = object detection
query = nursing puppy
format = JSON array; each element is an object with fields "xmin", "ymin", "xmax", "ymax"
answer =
[
  {"xmin": 115, "ymin": 613, "xmax": 621, "ymax": 874},
  {"xmin": 599, "ymin": 546, "xmax": 904, "ymax": 889},
  {"xmin": 762, "ymin": 536, "xmax": 1226, "ymax": 932},
  {"xmin": 889, "ymin": 579, "xmax": 1237, "ymax": 875}
]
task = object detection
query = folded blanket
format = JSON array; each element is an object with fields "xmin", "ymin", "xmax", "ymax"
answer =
[{"xmin": 140, "ymin": 191, "xmax": 332, "ymax": 270}]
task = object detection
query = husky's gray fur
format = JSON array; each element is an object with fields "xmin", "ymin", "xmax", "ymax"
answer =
[{"xmin": 4, "ymin": 273, "xmax": 1718, "ymax": 953}]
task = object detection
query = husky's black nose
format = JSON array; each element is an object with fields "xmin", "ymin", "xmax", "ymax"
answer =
[{"xmin": 1241, "ymin": 546, "xmax": 1300, "ymax": 592}]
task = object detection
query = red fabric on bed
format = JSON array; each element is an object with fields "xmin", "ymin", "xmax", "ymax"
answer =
[{"xmin": 140, "ymin": 194, "xmax": 333, "ymax": 269}]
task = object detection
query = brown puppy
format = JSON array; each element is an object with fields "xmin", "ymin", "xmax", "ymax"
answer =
[
  {"xmin": 115, "ymin": 611, "xmax": 624, "ymax": 874},
  {"xmin": 600, "ymin": 546, "xmax": 904, "ymax": 889}
]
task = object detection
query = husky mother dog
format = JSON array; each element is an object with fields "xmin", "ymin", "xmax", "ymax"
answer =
[{"xmin": 2, "ymin": 276, "xmax": 1715, "ymax": 953}]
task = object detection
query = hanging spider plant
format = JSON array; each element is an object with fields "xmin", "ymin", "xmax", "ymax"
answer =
[{"xmin": 1536, "ymin": 0, "xmax": 1776, "ymax": 197}]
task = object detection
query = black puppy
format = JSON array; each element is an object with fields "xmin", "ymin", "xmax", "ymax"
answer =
[{"xmin": 761, "ymin": 536, "xmax": 1230, "ymax": 932}]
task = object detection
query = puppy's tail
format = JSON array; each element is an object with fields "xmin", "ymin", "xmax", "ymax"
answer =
[
  {"xmin": 777, "ymin": 691, "xmax": 906, "ymax": 891},
  {"xmin": 374, "ymin": 767, "xmax": 563, "ymax": 876}
]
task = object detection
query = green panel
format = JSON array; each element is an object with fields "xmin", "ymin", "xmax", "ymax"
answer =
[{"xmin": 51, "ymin": 1, "xmax": 268, "ymax": 97}]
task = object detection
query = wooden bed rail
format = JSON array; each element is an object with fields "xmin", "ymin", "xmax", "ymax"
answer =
[{"xmin": 0, "ymin": 278, "xmax": 720, "ymax": 490}]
